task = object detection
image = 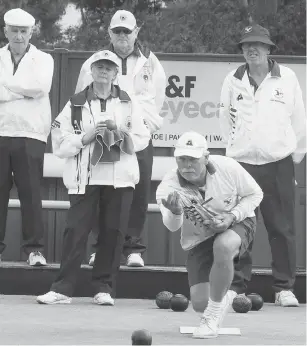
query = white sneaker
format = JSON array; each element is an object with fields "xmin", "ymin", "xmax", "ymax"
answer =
[
  {"xmin": 93, "ymin": 293, "xmax": 114, "ymax": 306},
  {"xmin": 275, "ymin": 291, "xmax": 299, "ymax": 307},
  {"xmin": 37, "ymin": 291, "xmax": 72, "ymax": 305},
  {"xmin": 219, "ymin": 290, "xmax": 237, "ymax": 327},
  {"xmin": 126, "ymin": 253, "xmax": 144, "ymax": 267},
  {"xmin": 193, "ymin": 315, "xmax": 220, "ymax": 339},
  {"xmin": 89, "ymin": 253, "xmax": 95, "ymax": 266},
  {"xmin": 27, "ymin": 251, "xmax": 47, "ymax": 266},
  {"xmin": 193, "ymin": 290, "xmax": 236, "ymax": 339}
]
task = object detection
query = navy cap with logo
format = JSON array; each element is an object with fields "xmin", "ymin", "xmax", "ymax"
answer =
[{"xmin": 238, "ymin": 24, "xmax": 275, "ymax": 48}]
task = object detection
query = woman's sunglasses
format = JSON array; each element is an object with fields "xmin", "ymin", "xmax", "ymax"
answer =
[{"xmin": 111, "ymin": 28, "xmax": 133, "ymax": 35}]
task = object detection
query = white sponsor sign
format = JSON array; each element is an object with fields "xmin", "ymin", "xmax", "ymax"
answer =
[{"xmin": 153, "ymin": 59, "xmax": 306, "ymax": 148}]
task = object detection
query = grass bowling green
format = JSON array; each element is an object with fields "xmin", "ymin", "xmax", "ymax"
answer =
[{"xmin": 0, "ymin": 295, "xmax": 305, "ymax": 345}]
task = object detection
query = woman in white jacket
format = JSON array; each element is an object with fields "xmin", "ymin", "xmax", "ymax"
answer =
[{"xmin": 37, "ymin": 50, "xmax": 150, "ymax": 306}]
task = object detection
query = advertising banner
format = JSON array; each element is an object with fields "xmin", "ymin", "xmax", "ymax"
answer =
[{"xmin": 154, "ymin": 59, "xmax": 306, "ymax": 148}]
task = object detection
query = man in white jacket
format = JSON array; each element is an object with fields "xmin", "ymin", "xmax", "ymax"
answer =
[
  {"xmin": 76, "ymin": 10, "xmax": 166, "ymax": 268},
  {"xmin": 156, "ymin": 132, "xmax": 263, "ymax": 339},
  {"xmin": 0, "ymin": 8, "xmax": 54, "ymax": 266},
  {"xmin": 219, "ymin": 24, "xmax": 306, "ymax": 307},
  {"xmin": 37, "ymin": 50, "xmax": 150, "ymax": 305}
]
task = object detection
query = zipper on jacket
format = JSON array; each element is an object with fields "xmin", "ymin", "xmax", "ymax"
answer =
[
  {"xmin": 87, "ymin": 144, "xmax": 92, "ymax": 184},
  {"xmin": 76, "ymin": 154, "xmax": 80, "ymax": 182},
  {"xmin": 75, "ymin": 154, "xmax": 80, "ymax": 194},
  {"xmin": 76, "ymin": 149, "xmax": 83, "ymax": 192},
  {"xmin": 87, "ymin": 101, "xmax": 95, "ymax": 185}
]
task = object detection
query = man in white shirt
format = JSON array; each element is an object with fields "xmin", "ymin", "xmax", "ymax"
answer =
[
  {"xmin": 219, "ymin": 24, "xmax": 306, "ymax": 307},
  {"xmin": 0, "ymin": 8, "xmax": 54, "ymax": 266},
  {"xmin": 156, "ymin": 132, "xmax": 263, "ymax": 339},
  {"xmin": 76, "ymin": 10, "xmax": 166, "ymax": 267}
]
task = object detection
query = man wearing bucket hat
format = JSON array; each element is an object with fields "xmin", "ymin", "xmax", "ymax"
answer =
[
  {"xmin": 0, "ymin": 8, "xmax": 54, "ymax": 266},
  {"xmin": 76, "ymin": 10, "xmax": 166, "ymax": 268},
  {"xmin": 219, "ymin": 24, "xmax": 306, "ymax": 307},
  {"xmin": 156, "ymin": 131, "xmax": 263, "ymax": 338},
  {"xmin": 37, "ymin": 50, "xmax": 150, "ymax": 305}
]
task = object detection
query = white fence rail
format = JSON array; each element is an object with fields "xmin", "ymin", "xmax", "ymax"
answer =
[{"xmin": 8, "ymin": 199, "xmax": 160, "ymax": 212}]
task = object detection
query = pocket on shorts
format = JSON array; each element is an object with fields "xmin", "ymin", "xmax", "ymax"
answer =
[
  {"xmin": 243, "ymin": 216, "xmax": 257, "ymax": 237},
  {"xmin": 235, "ymin": 217, "xmax": 256, "ymax": 259}
]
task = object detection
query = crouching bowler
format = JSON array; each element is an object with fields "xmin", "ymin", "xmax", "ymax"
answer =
[{"xmin": 156, "ymin": 132, "xmax": 263, "ymax": 338}]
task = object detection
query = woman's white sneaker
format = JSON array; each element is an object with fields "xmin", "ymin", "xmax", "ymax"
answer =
[
  {"xmin": 126, "ymin": 253, "xmax": 144, "ymax": 267},
  {"xmin": 275, "ymin": 291, "xmax": 299, "ymax": 307},
  {"xmin": 36, "ymin": 291, "xmax": 72, "ymax": 304},
  {"xmin": 93, "ymin": 293, "xmax": 114, "ymax": 306}
]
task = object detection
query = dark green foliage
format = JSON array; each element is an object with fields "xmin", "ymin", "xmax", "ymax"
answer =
[
  {"xmin": 0, "ymin": 0, "xmax": 305, "ymax": 55},
  {"xmin": 0, "ymin": 0, "xmax": 69, "ymax": 47}
]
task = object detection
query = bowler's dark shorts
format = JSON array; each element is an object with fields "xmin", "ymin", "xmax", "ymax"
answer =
[{"xmin": 187, "ymin": 217, "xmax": 256, "ymax": 287}]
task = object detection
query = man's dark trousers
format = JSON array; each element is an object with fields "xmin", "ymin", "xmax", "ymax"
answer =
[
  {"xmin": 51, "ymin": 185, "xmax": 133, "ymax": 297},
  {"xmin": 123, "ymin": 140, "xmax": 153, "ymax": 256},
  {"xmin": 230, "ymin": 156, "xmax": 296, "ymax": 293},
  {"xmin": 0, "ymin": 137, "xmax": 45, "ymax": 256}
]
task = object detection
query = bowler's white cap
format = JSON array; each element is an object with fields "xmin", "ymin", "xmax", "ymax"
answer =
[
  {"xmin": 4, "ymin": 8, "xmax": 35, "ymax": 27},
  {"xmin": 174, "ymin": 132, "xmax": 209, "ymax": 158},
  {"xmin": 90, "ymin": 50, "xmax": 120, "ymax": 67},
  {"xmin": 109, "ymin": 10, "xmax": 136, "ymax": 31}
]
